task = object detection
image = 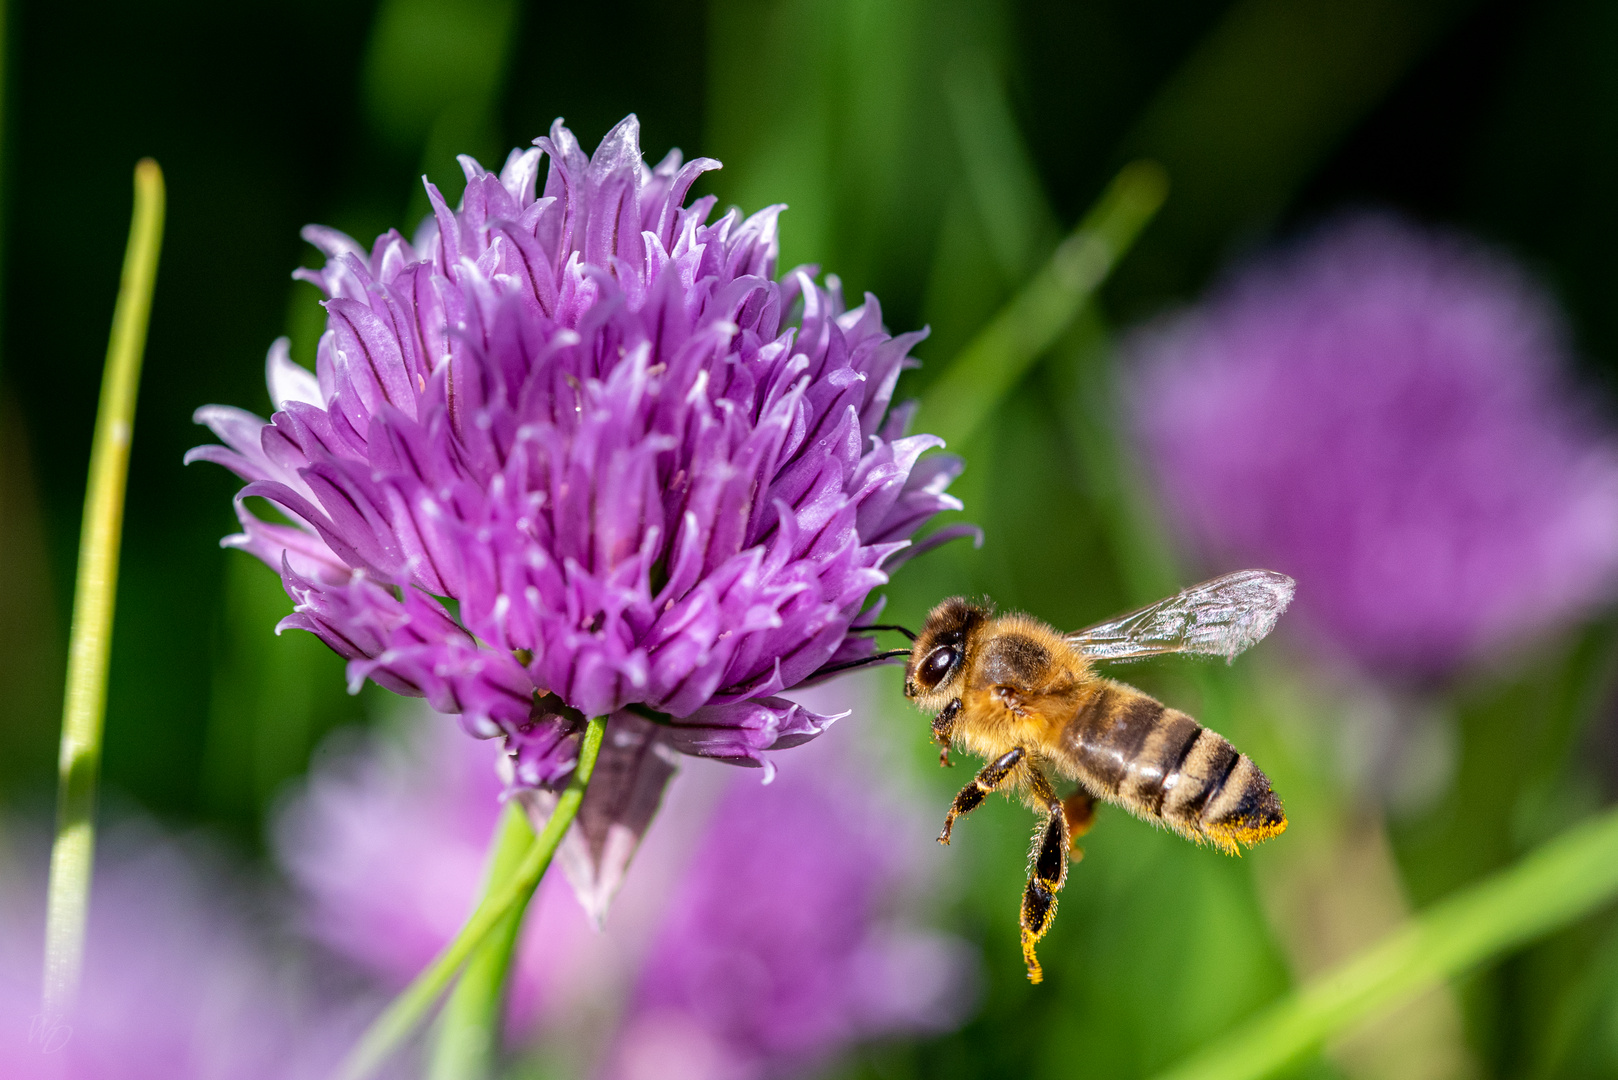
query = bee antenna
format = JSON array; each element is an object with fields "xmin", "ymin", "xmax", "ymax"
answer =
[
  {"xmin": 810, "ymin": 648, "xmax": 913, "ymax": 679},
  {"xmin": 862, "ymin": 623, "xmax": 917, "ymax": 642}
]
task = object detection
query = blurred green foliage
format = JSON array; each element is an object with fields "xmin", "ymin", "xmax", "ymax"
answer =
[{"xmin": 12, "ymin": 0, "xmax": 1618, "ymax": 1077}]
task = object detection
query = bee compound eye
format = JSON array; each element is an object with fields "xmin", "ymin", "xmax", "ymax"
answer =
[{"xmin": 921, "ymin": 646, "xmax": 958, "ymax": 687}]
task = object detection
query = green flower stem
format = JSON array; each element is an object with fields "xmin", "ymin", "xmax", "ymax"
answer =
[
  {"xmin": 918, "ymin": 160, "xmax": 1168, "ymax": 449},
  {"xmin": 336, "ymin": 714, "xmax": 607, "ymax": 1080},
  {"xmin": 40, "ymin": 159, "xmax": 165, "ymax": 1024},
  {"xmin": 426, "ymin": 799, "xmax": 538, "ymax": 1080},
  {"xmin": 1151, "ymin": 803, "xmax": 1618, "ymax": 1080}
]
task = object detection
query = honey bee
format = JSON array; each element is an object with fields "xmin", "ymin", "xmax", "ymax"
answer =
[{"xmin": 897, "ymin": 569, "xmax": 1295, "ymax": 983}]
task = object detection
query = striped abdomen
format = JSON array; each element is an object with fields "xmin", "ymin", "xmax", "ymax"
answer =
[{"xmin": 1055, "ymin": 680, "xmax": 1285, "ymax": 851}]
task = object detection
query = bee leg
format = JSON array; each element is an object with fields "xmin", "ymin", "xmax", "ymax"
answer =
[
  {"xmin": 1063, "ymin": 789, "xmax": 1097, "ymax": 852},
  {"xmin": 938, "ymin": 746, "xmax": 1024, "ymax": 845},
  {"xmin": 932, "ymin": 699, "xmax": 962, "ymax": 767},
  {"xmin": 1020, "ymin": 771, "xmax": 1070, "ymax": 985}
]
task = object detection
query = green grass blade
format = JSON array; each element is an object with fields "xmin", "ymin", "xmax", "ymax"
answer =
[
  {"xmin": 1151, "ymin": 804, "xmax": 1618, "ymax": 1080},
  {"xmin": 40, "ymin": 158, "xmax": 165, "ymax": 1024},
  {"xmin": 335, "ymin": 714, "xmax": 608, "ymax": 1080},
  {"xmin": 918, "ymin": 160, "xmax": 1168, "ymax": 449},
  {"xmin": 942, "ymin": 52, "xmax": 1059, "ymax": 284}
]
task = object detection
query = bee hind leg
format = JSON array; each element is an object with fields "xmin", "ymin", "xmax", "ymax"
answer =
[
  {"xmin": 1020, "ymin": 771, "xmax": 1070, "ymax": 985},
  {"xmin": 1063, "ymin": 790, "xmax": 1097, "ymax": 853},
  {"xmin": 938, "ymin": 746, "xmax": 1023, "ymax": 845}
]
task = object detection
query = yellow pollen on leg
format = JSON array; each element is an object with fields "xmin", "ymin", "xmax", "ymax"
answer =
[{"xmin": 1021, "ymin": 929, "xmax": 1045, "ymax": 984}]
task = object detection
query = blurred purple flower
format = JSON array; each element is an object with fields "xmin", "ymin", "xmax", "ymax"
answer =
[
  {"xmin": 605, "ymin": 723, "xmax": 975, "ymax": 1080},
  {"xmin": 277, "ymin": 683, "xmax": 974, "ymax": 1072},
  {"xmin": 188, "ymin": 113, "xmax": 965, "ymax": 799},
  {"xmin": 0, "ymin": 827, "xmax": 364, "ymax": 1080},
  {"xmin": 275, "ymin": 711, "xmax": 675, "ymax": 1031},
  {"xmin": 1130, "ymin": 213, "xmax": 1618, "ymax": 677}
]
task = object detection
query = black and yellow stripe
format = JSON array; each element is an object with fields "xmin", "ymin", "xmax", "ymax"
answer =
[{"xmin": 1059, "ymin": 681, "xmax": 1285, "ymax": 851}]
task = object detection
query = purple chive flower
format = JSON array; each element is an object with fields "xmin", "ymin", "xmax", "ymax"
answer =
[
  {"xmin": 0, "ymin": 827, "xmax": 367, "ymax": 1080},
  {"xmin": 1130, "ymin": 213, "xmax": 1618, "ymax": 677},
  {"xmin": 188, "ymin": 113, "xmax": 963, "ymax": 798},
  {"xmin": 605, "ymin": 720, "xmax": 975, "ymax": 1080},
  {"xmin": 189, "ymin": 114, "xmax": 967, "ymax": 911}
]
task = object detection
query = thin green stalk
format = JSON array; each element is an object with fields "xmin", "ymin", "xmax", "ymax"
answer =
[
  {"xmin": 426, "ymin": 800, "xmax": 537, "ymax": 1080},
  {"xmin": 1151, "ymin": 804, "xmax": 1618, "ymax": 1080},
  {"xmin": 40, "ymin": 159, "xmax": 165, "ymax": 1024},
  {"xmin": 336, "ymin": 714, "xmax": 608, "ymax": 1080},
  {"xmin": 918, "ymin": 160, "xmax": 1168, "ymax": 449}
]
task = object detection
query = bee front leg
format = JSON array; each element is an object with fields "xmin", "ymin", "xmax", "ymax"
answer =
[
  {"xmin": 932, "ymin": 699, "xmax": 962, "ymax": 767},
  {"xmin": 939, "ymin": 746, "xmax": 1023, "ymax": 845},
  {"xmin": 1020, "ymin": 770, "xmax": 1070, "ymax": 985}
]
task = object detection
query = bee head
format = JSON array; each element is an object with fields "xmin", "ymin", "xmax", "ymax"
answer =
[{"xmin": 905, "ymin": 597, "xmax": 989, "ymax": 706}]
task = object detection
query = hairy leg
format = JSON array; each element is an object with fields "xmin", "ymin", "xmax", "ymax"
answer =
[
  {"xmin": 1020, "ymin": 769, "xmax": 1070, "ymax": 984},
  {"xmin": 938, "ymin": 746, "xmax": 1024, "ymax": 844},
  {"xmin": 931, "ymin": 698, "xmax": 962, "ymax": 767}
]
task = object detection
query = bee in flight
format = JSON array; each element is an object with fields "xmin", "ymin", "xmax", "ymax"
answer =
[{"xmin": 888, "ymin": 569, "xmax": 1295, "ymax": 983}]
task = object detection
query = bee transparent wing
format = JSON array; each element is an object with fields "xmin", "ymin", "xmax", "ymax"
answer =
[{"xmin": 1067, "ymin": 569, "xmax": 1296, "ymax": 663}]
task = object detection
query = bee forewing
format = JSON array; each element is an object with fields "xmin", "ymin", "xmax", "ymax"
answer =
[{"xmin": 1067, "ymin": 569, "xmax": 1296, "ymax": 663}]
